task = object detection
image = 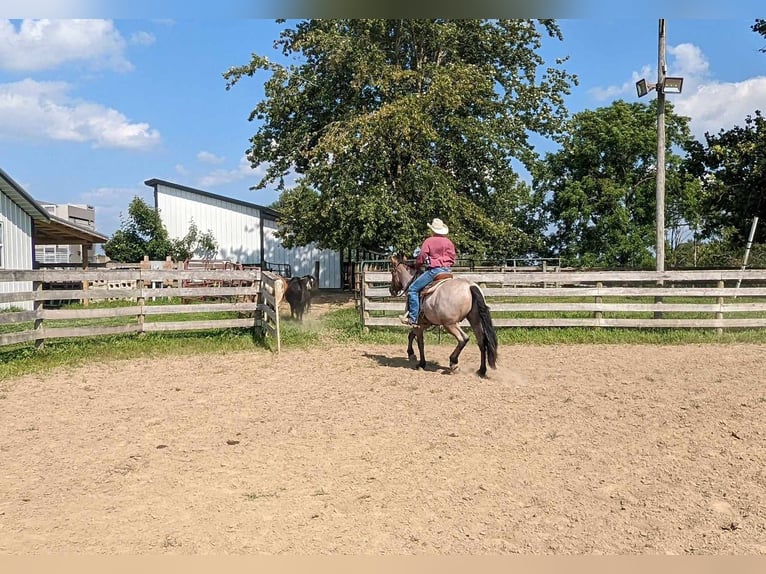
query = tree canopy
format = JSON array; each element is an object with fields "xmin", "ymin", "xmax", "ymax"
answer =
[
  {"xmin": 683, "ymin": 110, "xmax": 766, "ymax": 246},
  {"xmin": 104, "ymin": 197, "xmax": 219, "ymax": 263},
  {"xmin": 535, "ymin": 100, "xmax": 694, "ymax": 268},
  {"xmin": 754, "ymin": 19, "xmax": 766, "ymax": 51},
  {"xmin": 224, "ymin": 19, "xmax": 577, "ymax": 257}
]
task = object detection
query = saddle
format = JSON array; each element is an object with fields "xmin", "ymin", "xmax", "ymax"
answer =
[{"xmin": 420, "ymin": 274, "xmax": 453, "ymax": 297}]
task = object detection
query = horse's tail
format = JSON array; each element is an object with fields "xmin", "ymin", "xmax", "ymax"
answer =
[{"xmin": 470, "ymin": 284, "xmax": 498, "ymax": 369}]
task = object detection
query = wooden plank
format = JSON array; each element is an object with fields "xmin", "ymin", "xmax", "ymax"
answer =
[
  {"xmin": 365, "ymin": 299, "xmax": 766, "ymax": 314},
  {"xmin": 143, "ymin": 286, "xmax": 259, "ymax": 298},
  {"xmin": 39, "ymin": 324, "xmax": 139, "ymax": 340},
  {"xmin": 31, "ymin": 289, "xmax": 141, "ymax": 302},
  {"xmin": 0, "ymin": 330, "xmax": 38, "ymax": 345},
  {"xmin": 140, "ymin": 302, "xmax": 260, "ymax": 315},
  {"xmin": 43, "ymin": 306, "xmax": 141, "ymax": 320},
  {"xmin": 0, "ymin": 310, "xmax": 39, "ymax": 324},
  {"xmin": 0, "ymin": 270, "xmax": 42, "ymax": 282},
  {"xmin": 140, "ymin": 269, "xmax": 260, "ymax": 281},
  {"xmin": 366, "ymin": 285, "xmax": 766, "ymax": 298},
  {"xmin": 364, "ymin": 269, "xmax": 766, "ymax": 284},
  {"xmin": 142, "ymin": 318, "xmax": 256, "ymax": 332},
  {"xmin": 0, "ymin": 292, "xmax": 36, "ymax": 304}
]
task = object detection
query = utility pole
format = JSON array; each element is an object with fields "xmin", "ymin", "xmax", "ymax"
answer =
[{"xmin": 656, "ymin": 18, "xmax": 666, "ymax": 275}]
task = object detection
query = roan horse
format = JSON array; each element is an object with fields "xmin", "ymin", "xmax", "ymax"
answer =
[{"xmin": 389, "ymin": 254, "xmax": 498, "ymax": 377}]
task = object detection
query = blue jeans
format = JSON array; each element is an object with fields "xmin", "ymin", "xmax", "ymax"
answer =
[{"xmin": 407, "ymin": 267, "xmax": 451, "ymax": 323}]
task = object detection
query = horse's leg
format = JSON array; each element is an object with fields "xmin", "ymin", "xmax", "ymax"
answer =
[
  {"xmin": 406, "ymin": 329, "xmax": 417, "ymax": 361},
  {"xmin": 415, "ymin": 328, "xmax": 426, "ymax": 370},
  {"xmin": 442, "ymin": 323, "xmax": 470, "ymax": 373}
]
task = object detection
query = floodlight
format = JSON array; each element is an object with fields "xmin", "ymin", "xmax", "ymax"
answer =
[
  {"xmin": 635, "ymin": 78, "xmax": 655, "ymax": 98},
  {"xmin": 663, "ymin": 76, "xmax": 684, "ymax": 94}
]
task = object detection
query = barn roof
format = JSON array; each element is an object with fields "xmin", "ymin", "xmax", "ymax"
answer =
[
  {"xmin": 1, "ymin": 167, "xmax": 109, "ymax": 245},
  {"xmin": 144, "ymin": 178, "xmax": 281, "ymax": 220},
  {"xmin": 0, "ymin": 167, "xmax": 51, "ymax": 222}
]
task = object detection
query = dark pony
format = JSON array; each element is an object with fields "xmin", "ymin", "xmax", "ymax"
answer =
[{"xmin": 390, "ymin": 254, "xmax": 498, "ymax": 377}]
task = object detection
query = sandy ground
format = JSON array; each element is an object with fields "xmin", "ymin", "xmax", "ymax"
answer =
[{"xmin": 1, "ymin": 294, "xmax": 766, "ymax": 554}]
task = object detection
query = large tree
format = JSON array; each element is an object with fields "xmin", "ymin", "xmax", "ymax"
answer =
[
  {"xmin": 224, "ymin": 19, "xmax": 576, "ymax": 257},
  {"xmin": 683, "ymin": 110, "xmax": 766, "ymax": 246},
  {"xmin": 535, "ymin": 100, "xmax": 694, "ymax": 269}
]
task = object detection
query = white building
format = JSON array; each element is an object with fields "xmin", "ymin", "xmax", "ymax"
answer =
[
  {"xmin": 1, "ymin": 167, "xmax": 108, "ymax": 309},
  {"xmin": 145, "ymin": 179, "xmax": 342, "ymax": 289},
  {"xmin": 35, "ymin": 202, "xmax": 97, "ymax": 265}
]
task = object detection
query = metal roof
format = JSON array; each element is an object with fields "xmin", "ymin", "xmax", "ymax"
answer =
[
  {"xmin": 1, "ymin": 167, "xmax": 109, "ymax": 245},
  {"xmin": 144, "ymin": 178, "xmax": 281, "ymax": 219}
]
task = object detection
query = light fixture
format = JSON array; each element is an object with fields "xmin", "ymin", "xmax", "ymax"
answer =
[
  {"xmin": 635, "ymin": 78, "xmax": 656, "ymax": 98},
  {"xmin": 662, "ymin": 76, "xmax": 684, "ymax": 94}
]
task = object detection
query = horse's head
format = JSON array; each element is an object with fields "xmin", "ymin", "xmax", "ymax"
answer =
[{"xmin": 389, "ymin": 254, "xmax": 414, "ymax": 296}]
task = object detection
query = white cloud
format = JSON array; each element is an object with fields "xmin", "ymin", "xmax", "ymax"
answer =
[
  {"xmin": 675, "ymin": 77, "xmax": 766, "ymax": 139},
  {"xmin": 175, "ymin": 164, "xmax": 189, "ymax": 176},
  {"xmin": 590, "ymin": 43, "xmax": 766, "ymax": 140},
  {"xmin": 0, "ymin": 19, "xmax": 132, "ymax": 72},
  {"xmin": 198, "ymin": 156, "xmax": 266, "ymax": 188},
  {"xmin": 197, "ymin": 150, "xmax": 225, "ymax": 165},
  {"xmin": 129, "ymin": 31, "xmax": 155, "ymax": 47},
  {"xmin": 80, "ymin": 186, "xmax": 152, "ymax": 235},
  {"xmin": 0, "ymin": 79, "xmax": 161, "ymax": 149}
]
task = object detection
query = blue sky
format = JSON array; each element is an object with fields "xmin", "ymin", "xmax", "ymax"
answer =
[{"xmin": 1, "ymin": 17, "xmax": 764, "ymax": 240}]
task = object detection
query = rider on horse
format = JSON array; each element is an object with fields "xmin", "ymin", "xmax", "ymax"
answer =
[{"xmin": 399, "ymin": 217, "xmax": 456, "ymax": 326}]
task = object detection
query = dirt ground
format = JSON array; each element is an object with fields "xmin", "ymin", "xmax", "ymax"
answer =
[{"xmin": 1, "ymin": 292, "xmax": 766, "ymax": 554}]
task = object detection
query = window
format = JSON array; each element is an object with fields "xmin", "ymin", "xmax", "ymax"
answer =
[{"xmin": 0, "ymin": 221, "xmax": 3, "ymax": 268}]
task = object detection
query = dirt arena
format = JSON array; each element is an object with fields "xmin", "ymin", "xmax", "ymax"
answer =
[{"xmin": 1, "ymin": 296, "xmax": 766, "ymax": 554}]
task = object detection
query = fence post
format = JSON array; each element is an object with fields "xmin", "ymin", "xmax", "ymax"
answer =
[
  {"xmin": 716, "ymin": 279, "xmax": 724, "ymax": 335},
  {"xmin": 33, "ymin": 279, "xmax": 44, "ymax": 350},
  {"xmin": 595, "ymin": 281, "xmax": 603, "ymax": 326},
  {"xmin": 137, "ymin": 270, "xmax": 145, "ymax": 335}
]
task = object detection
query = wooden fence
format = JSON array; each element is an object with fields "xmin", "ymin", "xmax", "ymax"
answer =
[
  {"xmin": 361, "ymin": 267, "xmax": 766, "ymax": 331},
  {"xmin": 0, "ymin": 268, "xmax": 282, "ymax": 351}
]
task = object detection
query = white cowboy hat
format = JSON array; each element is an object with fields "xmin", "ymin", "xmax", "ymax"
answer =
[{"xmin": 427, "ymin": 218, "xmax": 449, "ymax": 235}]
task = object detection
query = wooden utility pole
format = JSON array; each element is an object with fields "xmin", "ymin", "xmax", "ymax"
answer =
[{"xmin": 656, "ymin": 18, "xmax": 666, "ymax": 275}]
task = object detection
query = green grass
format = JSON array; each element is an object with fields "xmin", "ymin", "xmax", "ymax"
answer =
[{"xmin": 3, "ymin": 301, "xmax": 766, "ymax": 384}]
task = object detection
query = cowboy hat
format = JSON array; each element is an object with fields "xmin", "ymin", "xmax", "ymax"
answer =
[{"xmin": 427, "ymin": 218, "xmax": 449, "ymax": 235}]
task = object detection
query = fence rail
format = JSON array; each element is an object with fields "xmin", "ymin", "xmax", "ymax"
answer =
[
  {"xmin": 361, "ymin": 267, "xmax": 766, "ymax": 331},
  {"xmin": 0, "ymin": 268, "xmax": 282, "ymax": 350}
]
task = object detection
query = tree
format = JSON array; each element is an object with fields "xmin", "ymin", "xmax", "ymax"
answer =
[
  {"xmin": 170, "ymin": 219, "xmax": 219, "ymax": 262},
  {"xmin": 754, "ymin": 19, "xmax": 766, "ymax": 52},
  {"xmin": 224, "ymin": 19, "xmax": 577, "ymax": 257},
  {"xmin": 683, "ymin": 111, "xmax": 766, "ymax": 246},
  {"xmin": 535, "ymin": 100, "xmax": 694, "ymax": 268},
  {"xmin": 104, "ymin": 197, "xmax": 172, "ymax": 262}
]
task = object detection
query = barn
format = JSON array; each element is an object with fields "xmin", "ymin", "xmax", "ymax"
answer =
[
  {"xmin": 1, "ymin": 167, "xmax": 109, "ymax": 309},
  {"xmin": 145, "ymin": 179, "xmax": 342, "ymax": 289}
]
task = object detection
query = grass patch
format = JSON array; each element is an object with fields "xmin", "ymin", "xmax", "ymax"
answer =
[{"xmin": 3, "ymin": 300, "xmax": 766, "ymax": 384}]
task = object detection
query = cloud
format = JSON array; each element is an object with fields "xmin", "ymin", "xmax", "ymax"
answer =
[
  {"xmin": 80, "ymin": 186, "xmax": 153, "ymax": 235},
  {"xmin": 0, "ymin": 79, "xmax": 161, "ymax": 149},
  {"xmin": 129, "ymin": 31, "xmax": 155, "ymax": 47},
  {"xmin": 197, "ymin": 150, "xmax": 225, "ymax": 165},
  {"xmin": 197, "ymin": 156, "xmax": 266, "ymax": 188},
  {"xmin": 0, "ymin": 19, "xmax": 132, "ymax": 72},
  {"xmin": 675, "ymin": 77, "xmax": 766, "ymax": 139},
  {"xmin": 589, "ymin": 43, "xmax": 766, "ymax": 141}
]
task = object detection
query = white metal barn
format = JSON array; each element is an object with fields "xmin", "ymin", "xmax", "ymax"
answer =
[
  {"xmin": 145, "ymin": 179, "xmax": 342, "ymax": 289},
  {"xmin": 1, "ymin": 168, "xmax": 108, "ymax": 309}
]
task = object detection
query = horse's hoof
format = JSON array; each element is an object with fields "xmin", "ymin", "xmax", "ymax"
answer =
[
  {"xmin": 408, "ymin": 353, "xmax": 417, "ymax": 362},
  {"xmin": 450, "ymin": 363, "xmax": 460, "ymax": 374}
]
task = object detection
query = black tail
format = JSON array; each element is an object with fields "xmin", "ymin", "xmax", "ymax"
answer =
[{"xmin": 470, "ymin": 285, "xmax": 498, "ymax": 369}]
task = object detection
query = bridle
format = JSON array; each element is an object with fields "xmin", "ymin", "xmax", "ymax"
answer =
[{"xmin": 390, "ymin": 262, "xmax": 416, "ymax": 297}]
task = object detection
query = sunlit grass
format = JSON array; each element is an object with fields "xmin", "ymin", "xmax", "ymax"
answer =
[{"xmin": 3, "ymin": 298, "xmax": 766, "ymax": 385}]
